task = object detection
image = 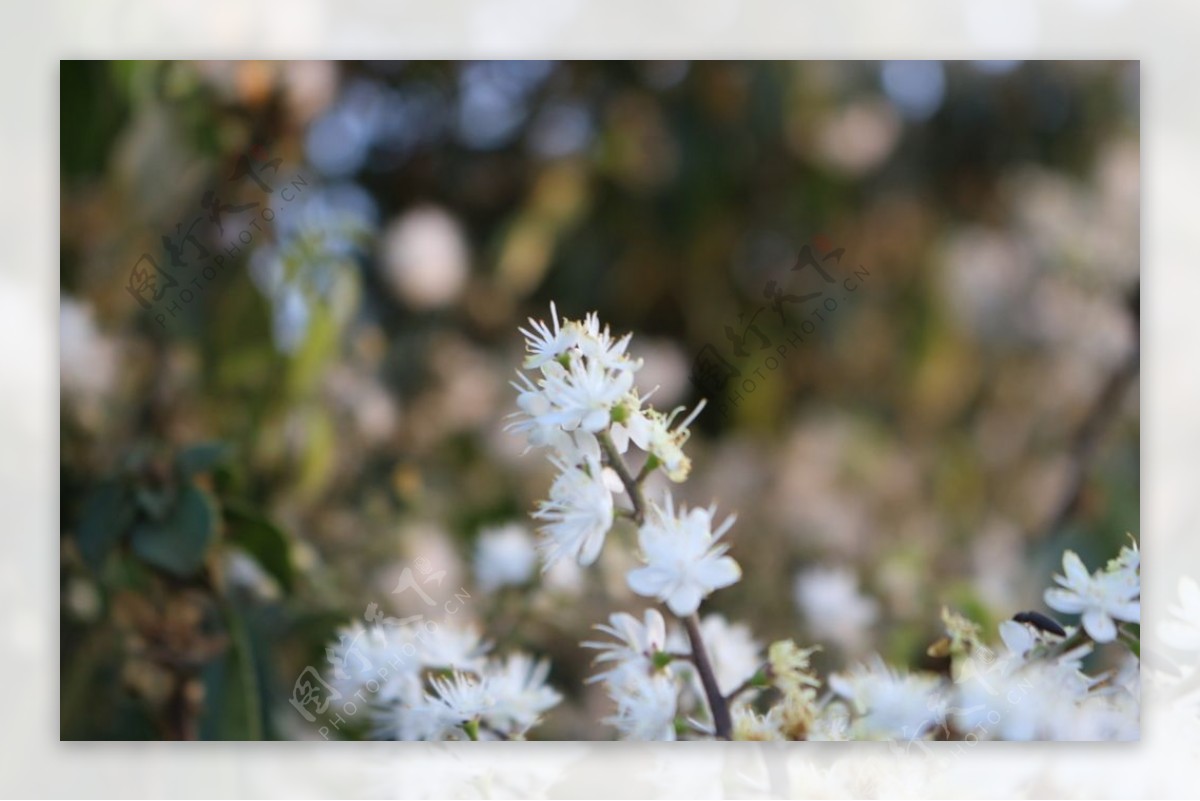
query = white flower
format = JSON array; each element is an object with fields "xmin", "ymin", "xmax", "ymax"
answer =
[
  {"xmin": 732, "ymin": 706, "xmax": 785, "ymax": 741},
  {"xmin": 326, "ymin": 622, "xmax": 423, "ymax": 704},
  {"xmin": 602, "ymin": 669, "xmax": 678, "ymax": 741},
  {"xmin": 1160, "ymin": 575, "xmax": 1200, "ymax": 652},
  {"xmin": 793, "ymin": 566, "xmax": 880, "ymax": 654},
  {"xmin": 485, "ymin": 654, "xmax": 562, "ymax": 735},
  {"xmin": 1044, "ymin": 550, "xmax": 1140, "ymax": 643},
  {"xmin": 416, "ymin": 621, "xmax": 490, "ymax": 672},
  {"xmin": 416, "ymin": 672, "xmax": 494, "ymax": 740},
  {"xmin": 571, "ymin": 311, "xmax": 639, "ymax": 373},
  {"xmin": 829, "ymin": 657, "xmax": 945, "ymax": 741},
  {"xmin": 627, "ymin": 493, "xmax": 741, "ymax": 616},
  {"xmin": 532, "ymin": 456, "xmax": 615, "ymax": 568},
  {"xmin": 582, "ymin": 609, "xmax": 669, "ymax": 682},
  {"xmin": 950, "ymin": 648, "xmax": 1110, "ymax": 741},
  {"xmin": 541, "ymin": 356, "xmax": 635, "ymax": 432},
  {"xmin": 518, "ymin": 301, "xmax": 574, "ymax": 369},
  {"xmin": 474, "ymin": 523, "xmax": 538, "ymax": 593},
  {"xmin": 506, "ymin": 370, "xmax": 565, "ymax": 451},
  {"xmin": 604, "ymin": 396, "xmax": 705, "ymax": 484}
]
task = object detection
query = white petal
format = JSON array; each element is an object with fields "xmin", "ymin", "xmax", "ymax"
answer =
[
  {"xmin": 667, "ymin": 584, "xmax": 704, "ymax": 617},
  {"xmin": 698, "ymin": 556, "xmax": 742, "ymax": 591},
  {"xmin": 1082, "ymin": 608, "xmax": 1117, "ymax": 643},
  {"xmin": 575, "ymin": 430, "xmax": 602, "ymax": 463},
  {"xmin": 1044, "ymin": 589, "xmax": 1086, "ymax": 614},
  {"xmin": 1107, "ymin": 600, "xmax": 1140, "ymax": 623},
  {"xmin": 601, "ymin": 467, "xmax": 626, "ymax": 495},
  {"xmin": 999, "ymin": 620, "xmax": 1034, "ymax": 656},
  {"xmin": 582, "ymin": 408, "xmax": 610, "ymax": 432},
  {"xmin": 579, "ymin": 529, "xmax": 607, "ymax": 566},
  {"xmin": 627, "ymin": 567, "xmax": 665, "ymax": 599},
  {"xmin": 627, "ymin": 413, "xmax": 652, "ymax": 450},
  {"xmin": 1062, "ymin": 551, "xmax": 1090, "ymax": 587},
  {"xmin": 609, "ymin": 425, "xmax": 630, "ymax": 453}
]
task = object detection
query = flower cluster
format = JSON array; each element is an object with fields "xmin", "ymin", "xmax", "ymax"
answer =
[
  {"xmin": 510, "ymin": 305, "xmax": 737, "ymax": 607},
  {"xmin": 324, "ymin": 304, "xmax": 1141, "ymax": 743},
  {"xmin": 508, "ymin": 304, "xmax": 1140, "ymax": 742},
  {"xmin": 326, "ymin": 620, "xmax": 560, "ymax": 740}
]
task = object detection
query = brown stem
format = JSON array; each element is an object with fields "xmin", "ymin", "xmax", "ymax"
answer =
[
  {"xmin": 598, "ymin": 431, "xmax": 646, "ymax": 524},
  {"xmin": 599, "ymin": 431, "xmax": 732, "ymax": 739},
  {"xmin": 685, "ymin": 613, "xmax": 733, "ymax": 739}
]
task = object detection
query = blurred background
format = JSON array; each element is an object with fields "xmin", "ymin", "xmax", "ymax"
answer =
[{"xmin": 59, "ymin": 60, "xmax": 1139, "ymax": 740}]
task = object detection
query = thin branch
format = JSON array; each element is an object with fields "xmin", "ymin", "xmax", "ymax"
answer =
[
  {"xmin": 598, "ymin": 430, "xmax": 647, "ymax": 524},
  {"xmin": 685, "ymin": 613, "xmax": 733, "ymax": 740},
  {"xmin": 598, "ymin": 430, "xmax": 731, "ymax": 739}
]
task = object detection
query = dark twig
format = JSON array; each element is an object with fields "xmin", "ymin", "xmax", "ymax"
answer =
[
  {"xmin": 685, "ymin": 613, "xmax": 733, "ymax": 740},
  {"xmin": 598, "ymin": 431, "xmax": 646, "ymax": 524}
]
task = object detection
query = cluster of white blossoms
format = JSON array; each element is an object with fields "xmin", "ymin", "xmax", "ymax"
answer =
[
  {"xmin": 508, "ymin": 305, "xmax": 1141, "ymax": 742},
  {"xmin": 325, "ymin": 304, "xmax": 1141, "ymax": 742},
  {"xmin": 509, "ymin": 303, "xmax": 733, "ymax": 607},
  {"xmin": 324, "ymin": 619, "xmax": 560, "ymax": 740}
]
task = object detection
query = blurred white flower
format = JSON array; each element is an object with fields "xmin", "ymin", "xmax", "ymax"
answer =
[
  {"xmin": 627, "ymin": 493, "xmax": 741, "ymax": 616},
  {"xmin": 484, "ymin": 653, "xmax": 562, "ymax": 735},
  {"xmin": 582, "ymin": 608, "xmax": 668, "ymax": 682},
  {"xmin": 59, "ymin": 298, "xmax": 118, "ymax": 428},
  {"xmin": 335, "ymin": 620, "xmax": 560, "ymax": 741},
  {"xmin": 415, "ymin": 672, "xmax": 494, "ymax": 740},
  {"xmin": 1160, "ymin": 575, "xmax": 1200, "ymax": 652},
  {"xmin": 473, "ymin": 523, "xmax": 537, "ymax": 593},
  {"xmin": 1044, "ymin": 550, "xmax": 1140, "ymax": 643},
  {"xmin": 327, "ymin": 622, "xmax": 424, "ymax": 704},
  {"xmin": 793, "ymin": 566, "xmax": 879, "ymax": 654},
  {"xmin": 732, "ymin": 706, "xmax": 785, "ymax": 741},
  {"xmin": 829, "ymin": 657, "xmax": 944, "ymax": 741},
  {"xmin": 532, "ymin": 456, "xmax": 615, "ymax": 568},
  {"xmin": 601, "ymin": 669, "xmax": 678, "ymax": 741},
  {"xmin": 379, "ymin": 206, "xmax": 469, "ymax": 309},
  {"xmin": 416, "ymin": 621, "xmax": 490, "ymax": 672}
]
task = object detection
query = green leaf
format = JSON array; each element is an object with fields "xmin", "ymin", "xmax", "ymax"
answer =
[
  {"xmin": 223, "ymin": 503, "xmax": 295, "ymax": 593},
  {"xmin": 178, "ymin": 442, "xmax": 232, "ymax": 476},
  {"xmin": 134, "ymin": 486, "xmax": 174, "ymax": 521},
  {"xmin": 131, "ymin": 483, "xmax": 217, "ymax": 577},
  {"xmin": 77, "ymin": 480, "xmax": 135, "ymax": 572},
  {"xmin": 199, "ymin": 596, "xmax": 265, "ymax": 740}
]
